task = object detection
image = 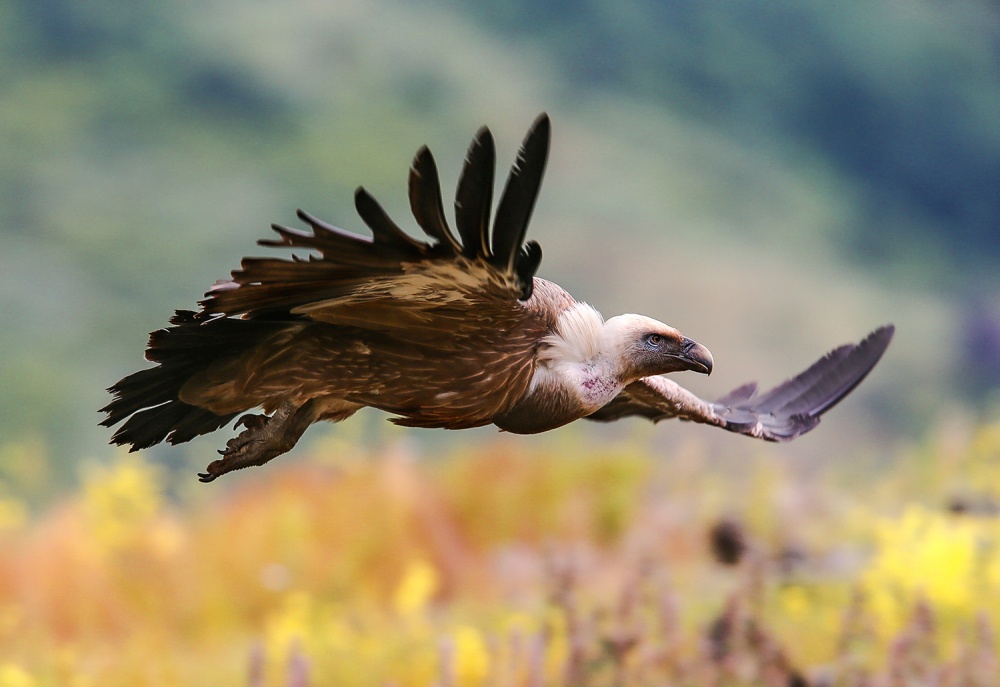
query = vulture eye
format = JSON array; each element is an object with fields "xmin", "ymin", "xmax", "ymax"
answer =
[{"xmin": 645, "ymin": 333, "xmax": 663, "ymax": 347}]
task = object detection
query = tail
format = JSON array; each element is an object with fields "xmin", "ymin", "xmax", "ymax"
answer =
[{"xmin": 100, "ymin": 310, "xmax": 288, "ymax": 451}]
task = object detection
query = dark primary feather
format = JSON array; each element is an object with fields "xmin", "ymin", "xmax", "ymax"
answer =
[
  {"xmin": 491, "ymin": 113, "xmax": 551, "ymax": 271},
  {"xmin": 409, "ymin": 147, "xmax": 462, "ymax": 254},
  {"xmin": 515, "ymin": 241, "xmax": 543, "ymax": 300},
  {"xmin": 353, "ymin": 189, "xmax": 426, "ymax": 252},
  {"xmin": 455, "ymin": 127, "xmax": 496, "ymax": 259},
  {"xmin": 746, "ymin": 325, "xmax": 895, "ymax": 419},
  {"xmin": 713, "ymin": 382, "xmax": 759, "ymax": 407}
]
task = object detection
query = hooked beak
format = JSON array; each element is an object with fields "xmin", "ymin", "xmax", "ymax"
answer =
[{"xmin": 680, "ymin": 337, "xmax": 714, "ymax": 375}]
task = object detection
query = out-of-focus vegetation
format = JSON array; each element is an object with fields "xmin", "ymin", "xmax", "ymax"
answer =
[
  {"xmin": 471, "ymin": 0, "xmax": 1000, "ymax": 273},
  {"xmin": 1, "ymin": 422, "xmax": 999, "ymax": 685}
]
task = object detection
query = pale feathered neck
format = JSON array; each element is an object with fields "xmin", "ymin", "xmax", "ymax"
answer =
[
  {"xmin": 533, "ymin": 303, "xmax": 681, "ymax": 411},
  {"xmin": 539, "ymin": 302, "xmax": 606, "ymax": 365},
  {"xmin": 532, "ymin": 302, "xmax": 633, "ymax": 410}
]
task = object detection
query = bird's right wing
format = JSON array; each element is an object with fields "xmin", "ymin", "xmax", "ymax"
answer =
[{"xmin": 586, "ymin": 326, "xmax": 894, "ymax": 441}]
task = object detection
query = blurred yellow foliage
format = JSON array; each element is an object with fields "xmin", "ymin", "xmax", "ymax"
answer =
[
  {"xmin": 0, "ymin": 665, "xmax": 33, "ymax": 687},
  {"xmin": 82, "ymin": 454, "xmax": 163, "ymax": 551},
  {"xmin": 265, "ymin": 592, "xmax": 315, "ymax": 661},
  {"xmin": 452, "ymin": 625, "xmax": 490, "ymax": 686},
  {"xmin": 0, "ymin": 437, "xmax": 51, "ymax": 498},
  {"xmin": 863, "ymin": 504, "xmax": 1000, "ymax": 638},
  {"xmin": 394, "ymin": 559, "xmax": 439, "ymax": 617},
  {"xmin": 0, "ymin": 423, "xmax": 998, "ymax": 684},
  {"xmin": 778, "ymin": 584, "xmax": 810, "ymax": 620},
  {"xmin": 0, "ymin": 499, "xmax": 27, "ymax": 533}
]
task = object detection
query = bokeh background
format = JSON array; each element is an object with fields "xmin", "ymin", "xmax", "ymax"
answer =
[{"xmin": 1, "ymin": 1, "xmax": 999, "ymax": 685}]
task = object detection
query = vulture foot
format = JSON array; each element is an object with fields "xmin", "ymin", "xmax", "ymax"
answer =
[{"xmin": 198, "ymin": 401, "xmax": 318, "ymax": 483}]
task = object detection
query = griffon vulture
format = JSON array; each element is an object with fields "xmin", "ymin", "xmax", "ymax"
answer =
[{"xmin": 101, "ymin": 114, "xmax": 894, "ymax": 482}]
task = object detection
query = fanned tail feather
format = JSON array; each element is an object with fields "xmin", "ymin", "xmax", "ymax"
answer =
[{"xmin": 100, "ymin": 311, "xmax": 289, "ymax": 449}]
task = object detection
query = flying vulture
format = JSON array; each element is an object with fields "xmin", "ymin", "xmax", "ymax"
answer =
[{"xmin": 101, "ymin": 114, "xmax": 894, "ymax": 482}]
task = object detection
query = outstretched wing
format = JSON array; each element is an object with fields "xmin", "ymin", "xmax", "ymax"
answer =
[
  {"xmin": 200, "ymin": 114, "xmax": 551, "ymax": 340},
  {"xmin": 586, "ymin": 326, "xmax": 894, "ymax": 441}
]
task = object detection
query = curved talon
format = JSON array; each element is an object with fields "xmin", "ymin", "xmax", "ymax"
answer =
[
  {"xmin": 197, "ymin": 472, "xmax": 216, "ymax": 483},
  {"xmin": 234, "ymin": 413, "xmax": 268, "ymax": 431}
]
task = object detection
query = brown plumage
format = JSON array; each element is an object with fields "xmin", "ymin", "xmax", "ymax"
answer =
[{"xmin": 101, "ymin": 115, "xmax": 894, "ymax": 482}]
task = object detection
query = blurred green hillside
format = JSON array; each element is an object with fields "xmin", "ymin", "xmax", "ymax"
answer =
[
  {"xmin": 1, "ymin": 0, "xmax": 997, "ymax": 491},
  {"xmin": 471, "ymin": 0, "xmax": 1000, "ymax": 271}
]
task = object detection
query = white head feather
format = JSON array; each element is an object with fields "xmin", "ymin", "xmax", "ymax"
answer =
[{"xmin": 534, "ymin": 304, "xmax": 683, "ymax": 409}]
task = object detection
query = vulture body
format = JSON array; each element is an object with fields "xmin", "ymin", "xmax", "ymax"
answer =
[{"xmin": 102, "ymin": 115, "xmax": 894, "ymax": 482}]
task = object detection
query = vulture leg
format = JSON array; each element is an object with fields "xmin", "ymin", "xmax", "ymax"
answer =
[{"xmin": 197, "ymin": 400, "xmax": 319, "ymax": 482}]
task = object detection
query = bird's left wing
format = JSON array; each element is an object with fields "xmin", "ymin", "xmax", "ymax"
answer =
[
  {"xmin": 199, "ymin": 115, "xmax": 551, "ymax": 341},
  {"xmin": 586, "ymin": 326, "xmax": 894, "ymax": 441}
]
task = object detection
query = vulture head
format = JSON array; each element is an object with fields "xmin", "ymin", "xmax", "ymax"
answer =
[
  {"xmin": 604, "ymin": 314, "xmax": 714, "ymax": 380},
  {"xmin": 536, "ymin": 305, "xmax": 714, "ymax": 416}
]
